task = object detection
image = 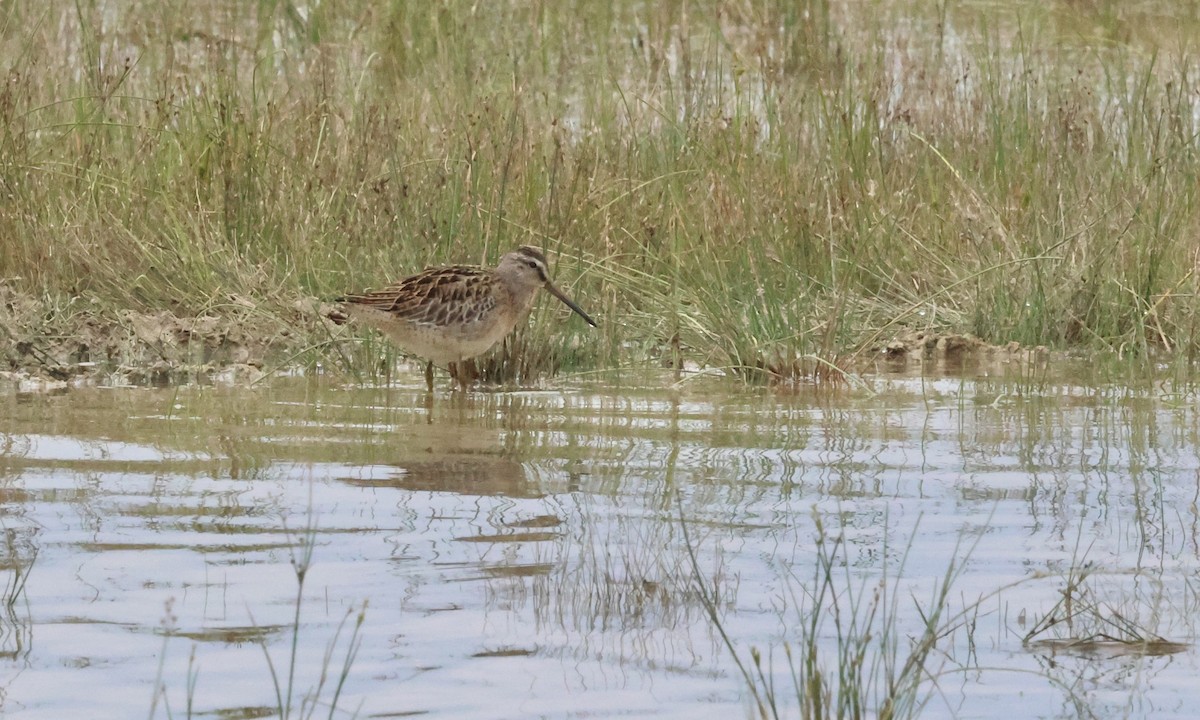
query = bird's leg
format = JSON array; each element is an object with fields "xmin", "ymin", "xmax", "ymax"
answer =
[
  {"xmin": 449, "ymin": 360, "xmax": 474, "ymax": 390},
  {"xmin": 424, "ymin": 361, "xmax": 434, "ymax": 393}
]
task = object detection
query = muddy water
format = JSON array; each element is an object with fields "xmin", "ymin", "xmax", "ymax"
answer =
[{"xmin": 0, "ymin": 370, "xmax": 1198, "ymax": 719}]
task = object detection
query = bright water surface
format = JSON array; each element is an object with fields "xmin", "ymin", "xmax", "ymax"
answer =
[{"xmin": 1, "ymin": 369, "xmax": 1198, "ymax": 719}]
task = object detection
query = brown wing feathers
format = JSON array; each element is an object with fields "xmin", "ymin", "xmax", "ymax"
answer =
[{"xmin": 341, "ymin": 266, "xmax": 497, "ymax": 327}]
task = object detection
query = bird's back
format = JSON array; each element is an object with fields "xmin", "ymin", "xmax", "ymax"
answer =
[
  {"xmin": 342, "ymin": 266, "xmax": 499, "ymax": 328},
  {"xmin": 338, "ymin": 265, "xmax": 524, "ymax": 365}
]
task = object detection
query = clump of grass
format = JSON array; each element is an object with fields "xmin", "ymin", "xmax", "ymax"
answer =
[
  {"xmin": 256, "ymin": 513, "xmax": 366, "ymax": 720},
  {"xmin": 4, "ymin": 1, "xmax": 1200, "ymax": 381},
  {"xmin": 149, "ymin": 512, "xmax": 366, "ymax": 719},
  {"xmin": 685, "ymin": 512, "xmax": 984, "ymax": 720},
  {"xmin": 1023, "ymin": 561, "xmax": 1188, "ymax": 659}
]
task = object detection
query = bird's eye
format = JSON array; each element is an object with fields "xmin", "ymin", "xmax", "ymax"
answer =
[{"xmin": 526, "ymin": 260, "xmax": 539, "ymax": 269}]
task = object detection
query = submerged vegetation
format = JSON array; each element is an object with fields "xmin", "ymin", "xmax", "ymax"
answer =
[{"xmin": 2, "ymin": 0, "xmax": 1200, "ymax": 382}]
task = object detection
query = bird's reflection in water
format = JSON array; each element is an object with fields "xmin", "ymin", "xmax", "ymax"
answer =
[{"xmin": 337, "ymin": 453, "xmax": 538, "ymax": 498}]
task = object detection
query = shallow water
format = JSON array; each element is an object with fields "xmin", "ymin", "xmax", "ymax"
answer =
[{"xmin": 1, "ymin": 369, "xmax": 1199, "ymax": 719}]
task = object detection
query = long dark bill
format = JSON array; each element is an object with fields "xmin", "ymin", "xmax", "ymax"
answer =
[{"xmin": 544, "ymin": 282, "xmax": 598, "ymax": 327}]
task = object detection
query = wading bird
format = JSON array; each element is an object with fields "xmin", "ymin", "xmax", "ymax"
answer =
[{"xmin": 331, "ymin": 246, "xmax": 597, "ymax": 391}]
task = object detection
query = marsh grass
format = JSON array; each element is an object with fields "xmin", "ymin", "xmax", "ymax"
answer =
[
  {"xmin": 149, "ymin": 512, "xmax": 366, "ymax": 720},
  {"xmin": 1023, "ymin": 561, "xmax": 1189, "ymax": 659},
  {"xmin": 4, "ymin": 1, "xmax": 1200, "ymax": 381},
  {"xmin": 684, "ymin": 512, "xmax": 986, "ymax": 720},
  {"xmin": 257, "ymin": 513, "xmax": 365, "ymax": 720},
  {"xmin": 693, "ymin": 511, "xmax": 1192, "ymax": 719}
]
